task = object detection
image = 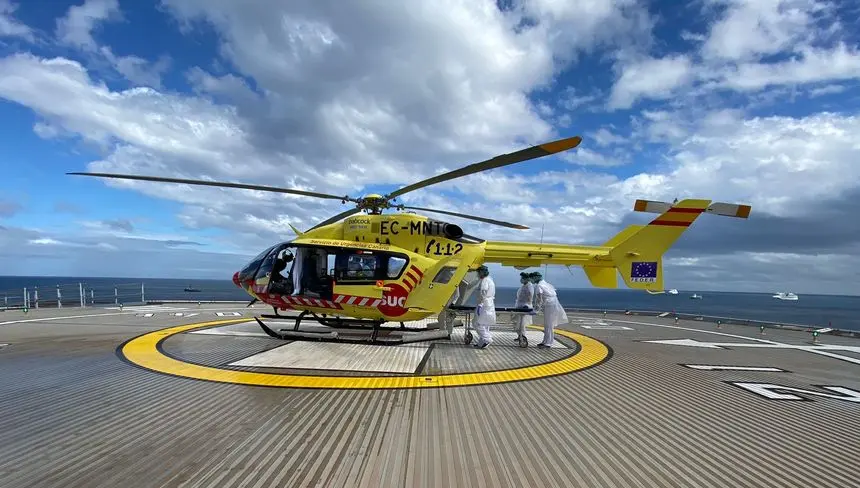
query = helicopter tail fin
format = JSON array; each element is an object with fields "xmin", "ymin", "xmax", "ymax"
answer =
[{"xmin": 598, "ymin": 198, "xmax": 750, "ymax": 291}]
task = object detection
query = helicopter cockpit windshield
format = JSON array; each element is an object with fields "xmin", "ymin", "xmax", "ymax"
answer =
[{"xmin": 238, "ymin": 243, "xmax": 334, "ymax": 300}]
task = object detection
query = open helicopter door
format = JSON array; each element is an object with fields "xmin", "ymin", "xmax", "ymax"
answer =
[{"xmin": 404, "ymin": 246, "xmax": 483, "ymax": 314}]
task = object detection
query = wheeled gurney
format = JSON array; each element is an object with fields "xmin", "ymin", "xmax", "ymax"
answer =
[{"xmin": 447, "ymin": 305, "xmax": 537, "ymax": 348}]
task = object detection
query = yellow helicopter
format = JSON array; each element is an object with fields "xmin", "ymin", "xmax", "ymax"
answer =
[{"xmin": 68, "ymin": 135, "xmax": 751, "ymax": 343}]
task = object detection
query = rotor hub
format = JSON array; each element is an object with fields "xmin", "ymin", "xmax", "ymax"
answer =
[{"xmin": 356, "ymin": 194, "xmax": 390, "ymax": 214}]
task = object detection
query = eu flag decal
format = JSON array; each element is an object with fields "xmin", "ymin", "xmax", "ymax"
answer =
[{"xmin": 631, "ymin": 261, "xmax": 658, "ymax": 283}]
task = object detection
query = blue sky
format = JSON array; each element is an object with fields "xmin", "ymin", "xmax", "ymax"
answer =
[{"xmin": 2, "ymin": 0, "xmax": 860, "ymax": 294}]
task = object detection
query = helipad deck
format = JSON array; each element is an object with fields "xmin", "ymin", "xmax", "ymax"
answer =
[{"xmin": 1, "ymin": 303, "xmax": 858, "ymax": 488}]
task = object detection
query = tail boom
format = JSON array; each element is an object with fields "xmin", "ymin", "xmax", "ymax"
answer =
[
  {"xmin": 482, "ymin": 241, "xmax": 611, "ymax": 269},
  {"xmin": 482, "ymin": 198, "xmax": 751, "ymax": 291}
]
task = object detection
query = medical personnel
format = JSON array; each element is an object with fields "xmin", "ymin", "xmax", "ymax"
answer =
[
  {"xmin": 473, "ymin": 265, "xmax": 496, "ymax": 348},
  {"xmin": 514, "ymin": 272, "xmax": 535, "ymax": 341},
  {"xmin": 530, "ymin": 271, "xmax": 568, "ymax": 348},
  {"xmin": 291, "ymin": 247, "xmax": 305, "ymax": 296}
]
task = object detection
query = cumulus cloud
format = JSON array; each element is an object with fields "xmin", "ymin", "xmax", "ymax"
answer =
[
  {"xmin": 608, "ymin": 55, "xmax": 695, "ymax": 109},
  {"xmin": 0, "ymin": 0, "xmax": 32, "ymax": 41},
  {"xmin": 54, "ymin": 0, "xmax": 170, "ymax": 88},
  {"xmin": 55, "ymin": 0, "xmax": 121, "ymax": 50},
  {"xmin": 700, "ymin": 0, "xmax": 830, "ymax": 62},
  {"xmin": 0, "ymin": 0, "xmax": 859, "ymax": 295},
  {"xmin": 606, "ymin": 0, "xmax": 860, "ymax": 109}
]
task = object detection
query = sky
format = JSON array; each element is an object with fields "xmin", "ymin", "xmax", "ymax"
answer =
[{"xmin": 1, "ymin": 0, "xmax": 860, "ymax": 295}]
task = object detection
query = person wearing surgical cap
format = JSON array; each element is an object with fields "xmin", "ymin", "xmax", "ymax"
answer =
[
  {"xmin": 473, "ymin": 265, "xmax": 496, "ymax": 349},
  {"xmin": 530, "ymin": 271, "xmax": 568, "ymax": 348},
  {"xmin": 514, "ymin": 272, "xmax": 535, "ymax": 342}
]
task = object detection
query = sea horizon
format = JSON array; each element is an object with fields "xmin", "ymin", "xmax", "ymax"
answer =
[
  {"xmin": 0, "ymin": 274, "xmax": 854, "ymax": 298},
  {"xmin": 3, "ymin": 274, "xmax": 860, "ymax": 331}
]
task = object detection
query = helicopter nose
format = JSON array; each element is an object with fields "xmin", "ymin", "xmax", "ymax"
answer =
[{"xmin": 232, "ymin": 271, "xmax": 241, "ymax": 288}]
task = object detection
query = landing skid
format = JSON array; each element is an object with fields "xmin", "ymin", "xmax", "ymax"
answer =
[{"xmin": 253, "ymin": 312, "xmax": 450, "ymax": 345}]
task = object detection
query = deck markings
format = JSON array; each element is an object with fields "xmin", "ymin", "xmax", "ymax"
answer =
[
  {"xmin": 580, "ymin": 325, "xmax": 634, "ymax": 330},
  {"xmin": 568, "ymin": 318, "xmax": 634, "ymax": 330},
  {"xmin": 682, "ymin": 364, "xmax": 786, "ymax": 372},
  {"xmin": 119, "ymin": 318, "xmax": 610, "ymax": 390},
  {"xmin": 609, "ymin": 318, "xmax": 860, "ymax": 366},
  {"xmin": 0, "ymin": 307, "xmax": 252, "ymax": 327},
  {"xmin": 728, "ymin": 382, "xmax": 860, "ymax": 403},
  {"xmin": 0, "ymin": 310, "xmax": 142, "ymax": 326},
  {"xmin": 105, "ymin": 305, "xmax": 187, "ymax": 312}
]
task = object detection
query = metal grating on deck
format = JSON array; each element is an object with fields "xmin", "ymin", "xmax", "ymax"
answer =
[
  {"xmin": 0, "ymin": 306, "xmax": 858, "ymax": 488},
  {"xmin": 230, "ymin": 341, "xmax": 431, "ymax": 374}
]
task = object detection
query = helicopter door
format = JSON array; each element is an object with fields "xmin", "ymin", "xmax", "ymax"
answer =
[{"xmin": 404, "ymin": 246, "xmax": 482, "ymax": 312}]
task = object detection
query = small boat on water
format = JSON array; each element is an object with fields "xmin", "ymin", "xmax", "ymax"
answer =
[
  {"xmin": 184, "ymin": 286, "xmax": 201, "ymax": 292},
  {"xmin": 690, "ymin": 293, "xmax": 702, "ymax": 300},
  {"xmin": 773, "ymin": 292, "xmax": 798, "ymax": 301},
  {"xmin": 667, "ymin": 289, "xmax": 678, "ymax": 295}
]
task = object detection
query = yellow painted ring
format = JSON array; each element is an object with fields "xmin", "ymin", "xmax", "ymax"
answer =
[{"xmin": 119, "ymin": 318, "xmax": 610, "ymax": 389}]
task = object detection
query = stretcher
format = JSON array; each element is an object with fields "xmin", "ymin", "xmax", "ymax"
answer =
[{"xmin": 447, "ymin": 305, "xmax": 537, "ymax": 348}]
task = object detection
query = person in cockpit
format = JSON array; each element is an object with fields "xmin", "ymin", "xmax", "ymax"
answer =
[{"xmin": 272, "ymin": 249, "xmax": 293, "ymax": 281}]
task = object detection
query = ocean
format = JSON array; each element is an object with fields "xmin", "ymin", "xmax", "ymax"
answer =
[{"xmin": 2, "ymin": 275, "xmax": 859, "ymax": 331}]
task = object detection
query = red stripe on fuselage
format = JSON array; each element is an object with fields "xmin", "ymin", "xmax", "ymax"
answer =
[
  {"xmin": 649, "ymin": 220, "xmax": 692, "ymax": 227},
  {"xmin": 666, "ymin": 208, "xmax": 704, "ymax": 214}
]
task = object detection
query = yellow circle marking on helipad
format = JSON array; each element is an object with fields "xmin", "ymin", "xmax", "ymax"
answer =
[{"xmin": 120, "ymin": 318, "xmax": 610, "ymax": 389}]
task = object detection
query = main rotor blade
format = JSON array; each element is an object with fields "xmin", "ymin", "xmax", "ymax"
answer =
[
  {"xmin": 67, "ymin": 172, "xmax": 352, "ymax": 202},
  {"xmin": 399, "ymin": 205, "xmax": 529, "ymax": 230},
  {"xmin": 308, "ymin": 207, "xmax": 362, "ymax": 230},
  {"xmin": 385, "ymin": 135, "xmax": 582, "ymax": 200}
]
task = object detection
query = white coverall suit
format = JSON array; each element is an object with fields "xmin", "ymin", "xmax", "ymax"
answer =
[
  {"xmin": 291, "ymin": 248, "xmax": 304, "ymax": 296},
  {"xmin": 475, "ymin": 276, "xmax": 496, "ymax": 346},
  {"xmin": 534, "ymin": 279, "xmax": 568, "ymax": 346},
  {"xmin": 514, "ymin": 281, "xmax": 535, "ymax": 338}
]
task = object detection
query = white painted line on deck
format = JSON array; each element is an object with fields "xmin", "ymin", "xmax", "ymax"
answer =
[
  {"xmin": 580, "ymin": 325, "xmax": 634, "ymax": 330},
  {"xmin": 0, "ymin": 307, "xmax": 258, "ymax": 327},
  {"xmin": 682, "ymin": 365, "xmax": 786, "ymax": 372},
  {"xmin": 0, "ymin": 311, "xmax": 141, "ymax": 326},
  {"xmin": 191, "ymin": 329, "xmax": 269, "ymax": 338},
  {"xmin": 606, "ymin": 317, "xmax": 860, "ymax": 366}
]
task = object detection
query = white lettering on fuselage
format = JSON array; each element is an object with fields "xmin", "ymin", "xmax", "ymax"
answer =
[{"xmin": 384, "ymin": 295, "xmax": 406, "ymax": 308}]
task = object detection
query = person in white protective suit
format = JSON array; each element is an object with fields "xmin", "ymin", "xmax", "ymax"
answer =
[
  {"xmin": 290, "ymin": 247, "xmax": 305, "ymax": 296},
  {"xmin": 530, "ymin": 271, "xmax": 568, "ymax": 348},
  {"xmin": 514, "ymin": 272, "xmax": 535, "ymax": 341},
  {"xmin": 473, "ymin": 265, "xmax": 496, "ymax": 349}
]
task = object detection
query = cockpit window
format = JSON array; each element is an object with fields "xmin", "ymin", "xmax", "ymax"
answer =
[
  {"xmin": 238, "ymin": 245, "xmax": 277, "ymax": 282},
  {"xmin": 254, "ymin": 244, "xmax": 291, "ymax": 283}
]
